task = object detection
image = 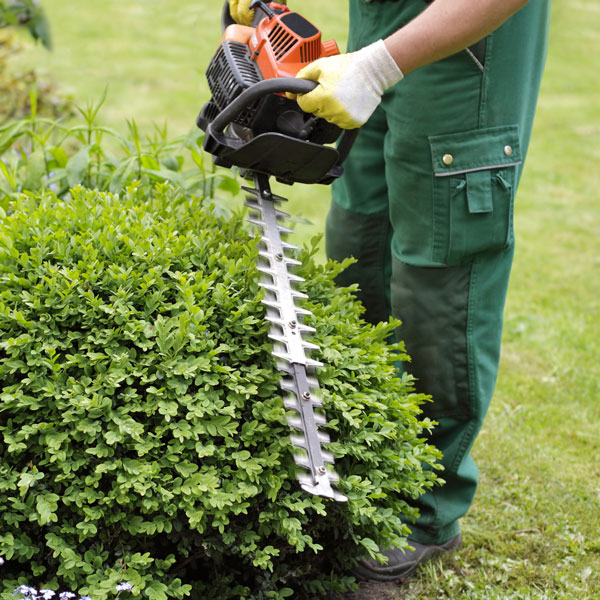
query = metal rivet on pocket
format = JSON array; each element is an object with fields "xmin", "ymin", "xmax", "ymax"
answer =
[
  {"xmin": 504, "ymin": 145, "xmax": 513, "ymax": 156},
  {"xmin": 442, "ymin": 154, "xmax": 454, "ymax": 166}
]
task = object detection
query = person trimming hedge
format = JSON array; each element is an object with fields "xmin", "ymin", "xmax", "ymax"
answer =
[{"xmin": 229, "ymin": 0, "xmax": 551, "ymax": 582}]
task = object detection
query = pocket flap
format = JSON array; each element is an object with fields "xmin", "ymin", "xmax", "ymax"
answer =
[{"xmin": 429, "ymin": 125, "xmax": 522, "ymax": 176}]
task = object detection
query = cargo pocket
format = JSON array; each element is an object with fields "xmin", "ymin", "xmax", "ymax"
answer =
[{"xmin": 429, "ymin": 125, "xmax": 522, "ymax": 266}]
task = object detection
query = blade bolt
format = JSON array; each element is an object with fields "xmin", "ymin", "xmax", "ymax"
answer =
[
  {"xmin": 302, "ymin": 391, "xmax": 311, "ymax": 401},
  {"xmin": 289, "ymin": 320, "xmax": 297, "ymax": 329},
  {"xmin": 275, "ymin": 253, "xmax": 284, "ymax": 262},
  {"xmin": 317, "ymin": 466, "xmax": 327, "ymax": 475}
]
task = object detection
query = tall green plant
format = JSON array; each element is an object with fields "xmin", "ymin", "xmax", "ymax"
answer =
[{"xmin": 0, "ymin": 95, "xmax": 239, "ymax": 213}]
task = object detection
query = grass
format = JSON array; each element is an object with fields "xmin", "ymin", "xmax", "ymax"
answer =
[{"xmin": 9, "ymin": 0, "xmax": 600, "ymax": 597}]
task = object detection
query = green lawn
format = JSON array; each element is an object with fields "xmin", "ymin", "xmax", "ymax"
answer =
[{"xmin": 12, "ymin": 0, "xmax": 600, "ymax": 597}]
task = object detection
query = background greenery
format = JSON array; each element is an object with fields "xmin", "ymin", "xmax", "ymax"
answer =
[{"xmin": 6, "ymin": 0, "xmax": 600, "ymax": 598}]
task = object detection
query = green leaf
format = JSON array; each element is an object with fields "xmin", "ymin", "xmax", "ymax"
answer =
[
  {"xmin": 217, "ymin": 174, "xmax": 240, "ymax": 195},
  {"xmin": 0, "ymin": 121, "xmax": 27, "ymax": 153},
  {"xmin": 359, "ymin": 537, "xmax": 381, "ymax": 560},
  {"xmin": 36, "ymin": 493, "xmax": 60, "ymax": 525},
  {"xmin": 146, "ymin": 581, "xmax": 169, "ymax": 600},
  {"xmin": 23, "ymin": 149, "xmax": 46, "ymax": 191},
  {"xmin": 66, "ymin": 146, "xmax": 91, "ymax": 187}
]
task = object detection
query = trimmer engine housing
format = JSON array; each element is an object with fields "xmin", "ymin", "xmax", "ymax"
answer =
[{"xmin": 197, "ymin": 1, "xmax": 353, "ymax": 184}]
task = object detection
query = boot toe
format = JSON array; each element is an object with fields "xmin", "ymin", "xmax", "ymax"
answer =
[{"xmin": 353, "ymin": 533, "xmax": 462, "ymax": 582}]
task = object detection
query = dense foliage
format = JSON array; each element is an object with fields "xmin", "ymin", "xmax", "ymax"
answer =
[{"xmin": 0, "ymin": 179, "xmax": 440, "ymax": 598}]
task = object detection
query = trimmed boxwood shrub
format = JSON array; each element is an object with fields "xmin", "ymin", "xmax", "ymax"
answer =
[{"xmin": 0, "ymin": 184, "xmax": 440, "ymax": 599}]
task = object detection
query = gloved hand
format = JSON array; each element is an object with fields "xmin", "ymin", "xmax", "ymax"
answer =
[
  {"xmin": 291, "ymin": 40, "xmax": 404, "ymax": 129},
  {"xmin": 228, "ymin": 0, "xmax": 254, "ymax": 26}
]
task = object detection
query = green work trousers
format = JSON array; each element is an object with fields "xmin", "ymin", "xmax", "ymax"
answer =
[{"xmin": 327, "ymin": 0, "xmax": 551, "ymax": 544}]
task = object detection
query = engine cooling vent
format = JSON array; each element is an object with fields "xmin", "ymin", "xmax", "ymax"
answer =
[
  {"xmin": 268, "ymin": 23, "xmax": 297, "ymax": 61},
  {"xmin": 299, "ymin": 39, "xmax": 320, "ymax": 63}
]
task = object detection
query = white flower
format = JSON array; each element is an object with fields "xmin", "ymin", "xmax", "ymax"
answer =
[
  {"xmin": 14, "ymin": 587, "xmax": 37, "ymax": 597},
  {"xmin": 115, "ymin": 583, "xmax": 133, "ymax": 592},
  {"xmin": 59, "ymin": 593, "xmax": 76, "ymax": 600},
  {"xmin": 0, "ymin": 556, "xmax": 5, "ymax": 565},
  {"xmin": 40, "ymin": 591, "xmax": 55, "ymax": 600}
]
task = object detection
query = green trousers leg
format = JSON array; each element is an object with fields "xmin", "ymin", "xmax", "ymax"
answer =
[{"xmin": 327, "ymin": 0, "xmax": 550, "ymax": 544}]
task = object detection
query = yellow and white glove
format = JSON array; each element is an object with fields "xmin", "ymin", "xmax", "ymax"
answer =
[
  {"xmin": 292, "ymin": 40, "xmax": 404, "ymax": 129},
  {"xmin": 228, "ymin": 0, "xmax": 254, "ymax": 26}
]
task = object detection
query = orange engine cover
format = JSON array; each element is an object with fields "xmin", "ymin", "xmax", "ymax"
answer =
[{"xmin": 247, "ymin": 10, "xmax": 340, "ymax": 80}]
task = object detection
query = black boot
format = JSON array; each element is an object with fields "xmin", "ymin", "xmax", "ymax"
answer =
[{"xmin": 353, "ymin": 533, "xmax": 462, "ymax": 582}]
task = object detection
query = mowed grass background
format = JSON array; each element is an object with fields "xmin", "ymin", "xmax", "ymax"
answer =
[{"xmin": 12, "ymin": 0, "xmax": 600, "ymax": 598}]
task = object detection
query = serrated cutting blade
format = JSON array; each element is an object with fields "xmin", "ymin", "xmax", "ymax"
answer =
[{"xmin": 246, "ymin": 173, "xmax": 347, "ymax": 502}]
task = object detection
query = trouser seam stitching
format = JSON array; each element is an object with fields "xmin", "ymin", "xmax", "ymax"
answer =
[{"xmin": 449, "ymin": 260, "xmax": 476, "ymax": 473}]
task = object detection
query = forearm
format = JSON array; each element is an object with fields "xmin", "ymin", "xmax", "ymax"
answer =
[{"xmin": 384, "ymin": 0, "xmax": 530, "ymax": 74}]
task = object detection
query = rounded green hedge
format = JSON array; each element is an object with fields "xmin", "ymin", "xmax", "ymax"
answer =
[{"xmin": 0, "ymin": 184, "xmax": 440, "ymax": 599}]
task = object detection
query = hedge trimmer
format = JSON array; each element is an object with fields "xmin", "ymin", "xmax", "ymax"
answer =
[{"xmin": 197, "ymin": 0, "xmax": 357, "ymax": 502}]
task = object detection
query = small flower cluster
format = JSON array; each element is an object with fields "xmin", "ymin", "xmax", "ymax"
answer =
[
  {"xmin": 11, "ymin": 583, "xmax": 132, "ymax": 600},
  {"xmin": 13, "ymin": 588, "xmax": 85, "ymax": 600},
  {"xmin": 1, "ymin": 557, "xmax": 132, "ymax": 599}
]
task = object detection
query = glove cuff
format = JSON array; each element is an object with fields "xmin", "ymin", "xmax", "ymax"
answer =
[{"xmin": 360, "ymin": 39, "xmax": 404, "ymax": 94}]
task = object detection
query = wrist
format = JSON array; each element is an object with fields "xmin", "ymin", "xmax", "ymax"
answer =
[{"xmin": 359, "ymin": 40, "xmax": 404, "ymax": 94}]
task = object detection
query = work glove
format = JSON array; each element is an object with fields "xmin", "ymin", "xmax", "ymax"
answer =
[
  {"xmin": 291, "ymin": 40, "xmax": 404, "ymax": 129},
  {"xmin": 228, "ymin": 0, "xmax": 254, "ymax": 26}
]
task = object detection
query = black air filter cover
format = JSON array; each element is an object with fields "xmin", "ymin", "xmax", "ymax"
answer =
[
  {"xmin": 206, "ymin": 41, "xmax": 263, "ymax": 112},
  {"xmin": 280, "ymin": 13, "xmax": 319, "ymax": 39}
]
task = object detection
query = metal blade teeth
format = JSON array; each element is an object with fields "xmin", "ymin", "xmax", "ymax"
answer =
[
  {"xmin": 277, "ymin": 225, "xmax": 294, "ymax": 235},
  {"xmin": 257, "ymin": 268, "xmax": 305, "ymax": 284},
  {"xmin": 293, "ymin": 449, "xmax": 335, "ymax": 468},
  {"xmin": 298, "ymin": 470, "xmax": 340, "ymax": 486},
  {"xmin": 287, "ymin": 411, "xmax": 330, "ymax": 430},
  {"xmin": 271, "ymin": 351, "xmax": 323, "ymax": 368},
  {"xmin": 277, "ymin": 361, "xmax": 293, "ymax": 375},
  {"xmin": 245, "ymin": 174, "xmax": 347, "ymax": 502},
  {"xmin": 281, "ymin": 375, "xmax": 319, "ymax": 390},
  {"xmin": 281, "ymin": 241, "xmax": 298, "ymax": 251},
  {"xmin": 286, "ymin": 416, "xmax": 304, "ymax": 431},
  {"xmin": 257, "ymin": 265, "xmax": 276, "ymax": 277},
  {"xmin": 283, "ymin": 395, "xmax": 323, "ymax": 409},
  {"xmin": 265, "ymin": 315, "xmax": 285, "ymax": 326},
  {"xmin": 291, "ymin": 290, "xmax": 309, "ymax": 300},
  {"xmin": 242, "ymin": 185, "xmax": 286, "ymax": 203},
  {"xmin": 259, "ymin": 281, "xmax": 308, "ymax": 300},
  {"xmin": 290, "ymin": 431, "xmax": 331, "ymax": 447},
  {"xmin": 301, "ymin": 341, "xmax": 320, "ymax": 351},
  {"xmin": 257, "ymin": 253, "xmax": 301, "ymax": 268},
  {"xmin": 263, "ymin": 299, "xmax": 285, "ymax": 311}
]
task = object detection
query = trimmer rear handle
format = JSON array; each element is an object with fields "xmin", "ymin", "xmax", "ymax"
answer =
[
  {"xmin": 206, "ymin": 77, "xmax": 358, "ymax": 169},
  {"xmin": 208, "ymin": 78, "xmax": 317, "ymax": 138}
]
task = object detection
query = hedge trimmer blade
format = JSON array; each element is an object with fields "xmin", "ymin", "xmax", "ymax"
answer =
[{"xmin": 244, "ymin": 173, "xmax": 347, "ymax": 502}]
